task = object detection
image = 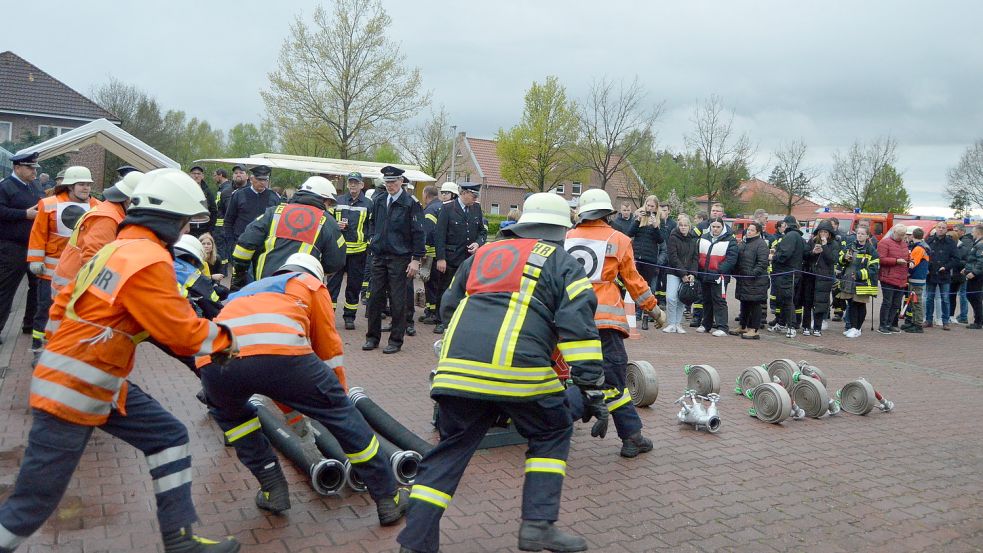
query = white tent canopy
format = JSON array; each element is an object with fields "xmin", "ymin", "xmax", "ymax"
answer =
[
  {"xmin": 195, "ymin": 152, "xmax": 436, "ymax": 183},
  {"xmin": 16, "ymin": 118, "xmax": 179, "ymax": 171}
]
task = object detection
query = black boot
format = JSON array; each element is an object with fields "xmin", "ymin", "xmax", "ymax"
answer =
[
  {"xmin": 377, "ymin": 488, "xmax": 409, "ymax": 526},
  {"xmin": 517, "ymin": 520, "xmax": 587, "ymax": 552},
  {"xmin": 619, "ymin": 432, "xmax": 653, "ymax": 458},
  {"xmin": 254, "ymin": 465, "xmax": 290, "ymax": 514},
  {"xmin": 162, "ymin": 526, "xmax": 240, "ymax": 553}
]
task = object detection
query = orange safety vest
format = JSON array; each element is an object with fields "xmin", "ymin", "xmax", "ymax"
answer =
[
  {"xmin": 27, "ymin": 192, "xmax": 98, "ymax": 280},
  {"xmin": 32, "ymin": 232, "xmax": 224, "ymax": 426},
  {"xmin": 565, "ymin": 219, "xmax": 657, "ymax": 336},
  {"xmin": 52, "ymin": 200, "xmax": 125, "ymax": 292}
]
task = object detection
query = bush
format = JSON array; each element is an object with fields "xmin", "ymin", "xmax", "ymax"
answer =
[{"xmin": 485, "ymin": 213, "xmax": 507, "ymax": 236}]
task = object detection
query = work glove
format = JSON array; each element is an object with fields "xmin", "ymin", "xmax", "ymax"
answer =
[
  {"xmin": 29, "ymin": 262, "xmax": 45, "ymax": 276},
  {"xmin": 580, "ymin": 389, "xmax": 609, "ymax": 439},
  {"xmin": 645, "ymin": 305, "xmax": 667, "ymax": 329},
  {"xmin": 230, "ymin": 265, "xmax": 248, "ymax": 292}
]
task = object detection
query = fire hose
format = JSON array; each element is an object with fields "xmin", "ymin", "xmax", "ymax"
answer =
[
  {"xmin": 683, "ymin": 364, "xmax": 720, "ymax": 396},
  {"xmin": 746, "ymin": 381, "xmax": 796, "ymax": 423},
  {"xmin": 788, "ymin": 375, "xmax": 835, "ymax": 418},
  {"xmin": 766, "ymin": 359, "xmax": 799, "ymax": 389},
  {"xmin": 249, "ymin": 397, "xmax": 346, "ymax": 496},
  {"xmin": 837, "ymin": 378, "xmax": 895, "ymax": 415},
  {"xmin": 626, "ymin": 360, "xmax": 659, "ymax": 407},
  {"xmin": 349, "ymin": 387, "xmax": 434, "ymax": 455},
  {"xmin": 674, "ymin": 390, "xmax": 721, "ymax": 433},
  {"xmin": 307, "ymin": 418, "xmax": 362, "ymax": 492},
  {"xmin": 735, "ymin": 365, "xmax": 770, "ymax": 397}
]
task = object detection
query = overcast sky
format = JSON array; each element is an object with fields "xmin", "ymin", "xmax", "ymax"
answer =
[{"xmin": 10, "ymin": 0, "xmax": 983, "ymax": 211}]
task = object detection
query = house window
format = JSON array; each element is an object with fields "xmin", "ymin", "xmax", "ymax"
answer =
[
  {"xmin": 0, "ymin": 121, "xmax": 11, "ymax": 142},
  {"xmin": 510, "ymin": 204, "xmax": 519, "ymax": 211},
  {"xmin": 554, "ymin": 183, "xmax": 564, "ymax": 194},
  {"xmin": 38, "ymin": 125, "xmax": 73, "ymax": 137},
  {"xmin": 571, "ymin": 182, "xmax": 582, "ymax": 196},
  {"xmin": 490, "ymin": 203, "xmax": 500, "ymax": 215}
]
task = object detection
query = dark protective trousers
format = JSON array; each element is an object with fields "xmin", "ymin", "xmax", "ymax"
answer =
[
  {"xmin": 366, "ymin": 254, "xmax": 411, "ymax": 346},
  {"xmin": 200, "ymin": 353, "xmax": 397, "ymax": 501},
  {"xmin": 397, "ymin": 394, "xmax": 573, "ymax": 553},
  {"xmin": 0, "ymin": 383, "xmax": 196, "ymax": 550},
  {"xmin": 0, "ymin": 241, "xmax": 38, "ymax": 335},
  {"xmin": 327, "ymin": 251, "xmax": 367, "ymax": 321},
  {"xmin": 773, "ymin": 273, "xmax": 799, "ymax": 328},
  {"xmin": 423, "ymin": 264, "xmax": 440, "ymax": 316},
  {"xmin": 432, "ymin": 263, "xmax": 460, "ymax": 324},
  {"xmin": 597, "ymin": 329, "xmax": 643, "ymax": 439},
  {"xmin": 30, "ymin": 280, "xmax": 52, "ymax": 343}
]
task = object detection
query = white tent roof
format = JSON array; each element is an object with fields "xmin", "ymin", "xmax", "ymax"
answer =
[
  {"xmin": 16, "ymin": 118, "xmax": 179, "ymax": 171},
  {"xmin": 195, "ymin": 152, "xmax": 435, "ymax": 182}
]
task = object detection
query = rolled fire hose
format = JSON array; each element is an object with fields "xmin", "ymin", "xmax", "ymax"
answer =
[
  {"xmin": 626, "ymin": 360, "xmax": 659, "ymax": 407},
  {"xmin": 796, "ymin": 361, "xmax": 828, "ymax": 387},
  {"xmin": 767, "ymin": 359, "xmax": 798, "ymax": 389},
  {"xmin": 748, "ymin": 382, "xmax": 793, "ymax": 423},
  {"xmin": 307, "ymin": 418, "xmax": 363, "ymax": 492},
  {"xmin": 684, "ymin": 364, "xmax": 720, "ymax": 396},
  {"xmin": 788, "ymin": 375, "xmax": 830, "ymax": 419},
  {"xmin": 736, "ymin": 365, "xmax": 770, "ymax": 397},
  {"xmin": 837, "ymin": 378, "xmax": 895, "ymax": 415},
  {"xmin": 249, "ymin": 398, "xmax": 346, "ymax": 496},
  {"xmin": 349, "ymin": 387, "xmax": 435, "ymax": 455}
]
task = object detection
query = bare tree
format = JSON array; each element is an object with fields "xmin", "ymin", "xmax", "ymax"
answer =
[
  {"xmin": 262, "ymin": 0, "xmax": 430, "ymax": 160},
  {"xmin": 946, "ymin": 139, "xmax": 983, "ymax": 210},
  {"xmin": 576, "ymin": 77, "xmax": 663, "ymax": 190},
  {"xmin": 684, "ymin": 95, "xmax": 754, "ymax": 212},
  {"xmin": 398, "ymin": 106, "xmax": 453, "ymax": 182},
  {"xmin": 769, "ymin": 139, "xmax": 820, "ymax": 215},
  {"xmin": 825, "ymin": 136, "xmax": 898, "ymax": 211}
]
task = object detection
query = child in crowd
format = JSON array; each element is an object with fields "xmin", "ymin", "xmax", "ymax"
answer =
[{"xmin": 903, "ymin": 227, "xmax": 930, "ymax": 333}]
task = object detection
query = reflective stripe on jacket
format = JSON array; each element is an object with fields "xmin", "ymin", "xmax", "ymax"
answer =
[
  {"xmin": 27, "ymin": 192, "xmax": 97, "ymax": 280},
  {"xmin": 566, "ymin": 219, "xmax": 657, "ymax": 336}
]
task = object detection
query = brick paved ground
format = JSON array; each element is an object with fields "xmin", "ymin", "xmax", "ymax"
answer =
[{"xmin": 2, "ymin": 291, "xmax": 983, "ymax": 553}]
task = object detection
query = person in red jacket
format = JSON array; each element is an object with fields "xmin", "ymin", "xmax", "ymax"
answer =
[
  {"xmin": 25, "ymin": 166, "xmax": 98, "ymax": 352},
  {"xmin": 565, "ymin": 189, "xmax": 665, "ymax": 458},
  {"xmin": 196, "ymin": 253, "xmax": 407, "ymax": 527},
  {"xmin": 876, "ymin": 223, "xmax": 911, "ymax": 334},
  {"xmin": 0, "ymin": 169, "xmax": 241, "ymax": 553}
]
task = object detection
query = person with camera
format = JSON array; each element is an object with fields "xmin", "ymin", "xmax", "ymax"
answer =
[
  {"xmin": 630, "ymin": 195, "xmax": 663, "ymax": 330},
  {"xmin": 836, "ymin": 226, "xmax": 880, "ymax": 338},
  {"xmin": 733, "ymin": 222, "xmax": 770, "ymax": 339},
  {"xmin": 665, "ymin": 214, "xmax": 699, "ymax": 333},
  {"xmin": 800, "ymin": 220, "xmax": 838, "ymax": 337}
]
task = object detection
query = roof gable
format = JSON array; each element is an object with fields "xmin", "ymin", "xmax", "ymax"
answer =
[{"xmin": 0, "ymin": 51, "xmax": 118, "ymax": 122}]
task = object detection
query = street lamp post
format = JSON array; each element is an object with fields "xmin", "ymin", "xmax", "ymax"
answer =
[{"xmin": 449, "ymin": 125, "xmax": 457, "ymax": 183}]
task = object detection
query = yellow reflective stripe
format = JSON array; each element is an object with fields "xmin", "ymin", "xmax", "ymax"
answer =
[
  {"xmin": 215, "ymin": 218, "xmax": 224, "ymax": 227},
  {"xmin": 606, "ymin": 387, "xmax": 633, "ymax": 412},
  {"xmin": 437, "ymin": 358, "xmax": 556, "ymax": 381},
  {"xmin": 556, "ymin": 339, "xmax": 602, "ymax": 362},
  {"xmin": 347, "ymin": 435, "xmax": 379, "ymax": 464},
  {"xmin": 336, "ymin": 235, "xmax": 345, "ymax": 248},
  {"xmin": 494, "ymin": 267, "xmax": 539, "ymax": 366},
  {"xmin": 439, "ymin": 294, "xmax": 470, "ymax": 357},
  {"xmin": 566, "ymin": 278, "xmax": 592, "ymax": 300},
  {"xmin": 225, "ymin": 417, "xmax": 261, "ymax": 443},
  {"xmin": 425, "ymin": 213, "xmax": 438, "ymax": 224},
  {"xmin": 431, "ymin": 373, "xmax": 565, "ymax": 397},
  {"xmin": 232, "ymin": 244, "xmax": 254, "ymax": 261},
  {"xmin": 410, "ymin": 485, "xmax": 452, "ymax": 509},
  {"xmin": 298, "ymin": 242, "xmax": 314, "ymax": 254},
  {"xmin": 525, "ymin": 457, "xmax": 567, "ymax": 476}
]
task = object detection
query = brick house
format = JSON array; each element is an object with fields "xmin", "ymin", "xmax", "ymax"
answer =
[
  {"xmin": 694, "ymin": 178, "xmax": 823, "ymax": 221},
  {"xmin": 0, "ymin": 51, "xmax": 119, "ymax": 185},
  {"xmin": 447, "ymin": 132, "xmax": 647, "ymax": 217}
]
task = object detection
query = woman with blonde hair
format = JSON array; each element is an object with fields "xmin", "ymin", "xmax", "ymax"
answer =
[
  {"xmin": 197, "ymin": 232, "xmax": 228, "ymax": 282},
  {"xmin": 631, "ymin": 195, "xmax": 663, "ymax": 329}
]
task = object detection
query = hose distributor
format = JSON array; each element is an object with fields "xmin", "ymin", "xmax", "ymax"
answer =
[{"xmin": 674, "ymin": 390, "xmax": 722, "ymax": 434}]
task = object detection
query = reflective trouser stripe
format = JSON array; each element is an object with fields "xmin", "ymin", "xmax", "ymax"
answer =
[
  {"xmin": 32, "ymin": 330, "xmax": 44, "ymax": 340},
  {"xmin": 605, "ymin": 388, "xmax": 633, "ymax": 412},
  {"xmin": 146, "ymin": 444, "xmax": 191, "ymax": 470},
  {"xmin": 225, "ymin": 417, "xmax": 261, "ymax": 443},
  {"xmin": 344, "ymin": 302, "xmax": 359, "ymax": 310},
  {"xmin": 524, "ymin": 457, "xmax": 567, "ymax": 476},
  {"xmin": 0, "ymin": 522, "xmax": 26, "ymax": 550},
  {"xmin": 409, "ymin": 484, "xmax": 452, "ymax": 509},
  {"xmin": 346, "ymin": 435, "xmax": 379, "ymax": 464},
  {"xmin": 322, "ymin": 355, "xmax": 344, "ymax": 369},
  {"xmin": 153, "ymin": 467, "xmax": 192, "ymax": 494}
]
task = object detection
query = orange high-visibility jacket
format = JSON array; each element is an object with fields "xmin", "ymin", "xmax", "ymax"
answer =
[
  {"xmin": 33, "ymin": 226, "xmax": 231, "ymax": 426},
  {"xmin": 52, "ymin": 200, "xmax": 126, "ymax": 292},
  {"xmin": 197, "ymin": 272, "xmax": 348, "ymax": 388},
  {"xmin": 27, "ymin": 192, "xmax": 99, "ymax": 281},
  {"xmin": 565, "ymin": 219, "xmax": 658, "ymax": 337}
]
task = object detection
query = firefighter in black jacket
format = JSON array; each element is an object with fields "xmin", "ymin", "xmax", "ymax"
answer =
[
  {"xmin": 214, "ymin": 165, "xmax": 249, "ymax": 259},
  {"xmin": 769, "ymin": 216, "xmax": 806, "ymax": 338},
  {"xmin": 223, "ymin": 165, "xmax": 280, "ymax": 250},
  {"xmin": 187, "ymin": 165, "xmax": 218, "ymax": 237},
  {"xmin": 362, "ymin": 166, "xmax": 425, "ymax": 354},
  {"xmin": 328, "ymin": 172, "xmax": 374, "ymax": 329},
  {"xmin": 397, "ymin": 192, "xmax": 608, "ymax": 553},
  {"xmin": 418, "ymin": 183, "xmax": 450, "ymax": 324},
  {"xmin": 432, "ymin": 182, "xmax": 487, "ymax": 333},
  {"xmin": 230, "ymin": 176, "xmax": 345, "ymax": 290}
]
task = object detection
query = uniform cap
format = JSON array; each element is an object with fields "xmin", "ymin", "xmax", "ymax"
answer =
[
  {"xmin": 380, "ymin": 165, "xmax": 405, "ymax": 181},
  {"xmin": 62, "ymin": 166, "xmax": 94, "ymax": 186},
  {"xmin": 250, "ymin": 165, "xmax": 272, "ymax": 180},
  {"xmin": 10, "ymin": 151, "xmax": 40, "ymax": 167},
  {"xmin": 459, "ymin": 182, "xmax": 480, "ymax": 194},
  {"xmin": 346, "ymin": 171, "xmax": 363, "ymax": 182},
  {"xmin": 116, "ymin": 165, "xmax": 139, "ymax": 177},
  {"xmin": 189, "ymin": 165, "xmax": 205, "ymax": 173}
]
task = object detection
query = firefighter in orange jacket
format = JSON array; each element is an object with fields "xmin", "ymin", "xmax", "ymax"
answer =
[
  {"xmin": 26, "ymin": 166, "xmax": 99, "ymax": 352},
  {"xmin": 196, "ymin": 253, "xmax": 408, "ymax": 527},
  {"xmin": 51, "ymin": 170, "xmax": 143, "ymax": 294},
  {"xmin": 565, "ymin": 189, "xmax": 665, "ymax": 458},
  {"xmin": 0, "ymin": 169, "xmax": 241, "ymax": 553}
]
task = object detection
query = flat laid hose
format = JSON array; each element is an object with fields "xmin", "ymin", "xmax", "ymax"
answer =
[
  {"xmin": 626, "ymin": 360, "xmax": 659, "ymax": 407},
  {"xmin": 349, "ymin": 387, "xmax": 434, "ymax": 455},
  {"xmin": 684, "ymin": 364, "xmax": 720, "ymax": 396},
  {"xmin": 789, "ymin": 376, "xmax": 830, "ymax": 418},
  {"xmin": 749, "ymin": 382, "xmax": 792, "ymax": 423},
  {"xmin": 250, "ymin": 399, "xmax": 346, "ymax": 496},
  {"xmin": 736, "ymin": 366, "xmax": 770, "ymax": 396},
  {"xmin": 767, "ymin": 359, "xmax": 798, "ymax": 389},
  {"xmin": 838, "ymin": 378, "xmax": 878, "ymax": 415}
]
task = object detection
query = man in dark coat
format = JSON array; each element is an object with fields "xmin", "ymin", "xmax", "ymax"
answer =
[
  {"xmin": 924, "ymin": 221, "xmax": 959, "ymax": 329},
  {"xmin": 0, "ymin": 152, "xmax": 43, "ymax": 343},
  {"xmin": 432, "ymin": 182, "xmax": 486, "ymax": 333},
  {"xmin": 770, "ymin": 215, "xmax": 806, "ymax": 338}
]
